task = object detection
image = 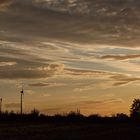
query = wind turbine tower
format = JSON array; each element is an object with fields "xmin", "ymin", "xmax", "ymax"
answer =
[{"xmin": 20, "ymin": 88, "xmax": 24, "ymax": 115}]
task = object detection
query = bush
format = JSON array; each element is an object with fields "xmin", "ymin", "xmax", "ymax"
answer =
[{"xmin": 30, "ymin": 108, "xmax": 40, "ymax": 117}]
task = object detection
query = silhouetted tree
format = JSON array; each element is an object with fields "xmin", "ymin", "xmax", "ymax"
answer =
[
  {"xmin": 116, "ymin": 113, "xmax": 128, "ymax": 118},
  {"xmin": 130, "ymin": 99, "xmax": 140, "ymax": 119}
]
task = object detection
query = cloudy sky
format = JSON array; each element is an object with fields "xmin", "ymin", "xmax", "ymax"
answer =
[{"xmin": 0, "ymin": 0, "xmax": 140, "ymax": 115}]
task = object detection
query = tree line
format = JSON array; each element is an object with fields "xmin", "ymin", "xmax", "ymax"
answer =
[{"xmin": 0, "ymin": 99, "xmax": 139, "ymax": 122}]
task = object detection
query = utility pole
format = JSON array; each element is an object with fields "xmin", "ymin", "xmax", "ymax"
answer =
[{"xmin": 0, "ymin": 98, "xmax": 2, "ymax": 114}]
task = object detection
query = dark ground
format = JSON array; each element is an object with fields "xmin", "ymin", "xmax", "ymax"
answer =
[{"xmin": 0, "ymin": 122, "xmax": 140, "ymax": 140}]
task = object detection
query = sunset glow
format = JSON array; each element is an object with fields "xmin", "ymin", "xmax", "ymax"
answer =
[{"xmin": 0, "ymin": 0, "xmax": 140, "ymax": 116}]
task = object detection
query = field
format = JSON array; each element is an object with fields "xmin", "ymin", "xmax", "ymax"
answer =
[{"xmin": 0, "ymin": 122, "xmax": 140, "ymax": 140}]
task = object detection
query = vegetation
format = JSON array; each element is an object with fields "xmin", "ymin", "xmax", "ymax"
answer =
[
  {"xmin": 0, "ymin": 99, "xmax": 139, "ymax": 123},
  {"xmin": 0, "ymin": 99, "xmax": 140, "ymax": 139},
  {"xmin": 130, "ymin": 99, "xmax": 140, "ymax": 120}
]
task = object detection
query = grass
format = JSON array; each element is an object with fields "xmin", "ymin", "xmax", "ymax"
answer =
[{"xmin": 0, "ymin": 122, "xmax": 140, "ymax": 140}]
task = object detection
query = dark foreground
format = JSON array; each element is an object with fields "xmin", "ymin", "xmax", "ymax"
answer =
[{"xmin": 0, "ymin": 122, "xmax": 140, "ymax": 140}]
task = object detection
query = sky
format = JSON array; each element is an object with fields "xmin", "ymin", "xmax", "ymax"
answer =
[{"xmin": 0, "ymin": 0, "xmax": 140, "ymax": 116}]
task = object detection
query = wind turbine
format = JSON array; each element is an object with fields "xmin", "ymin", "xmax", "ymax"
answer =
[{"xmin": 20, "ymin": 87, "xmax": 24, "ymax": 115}]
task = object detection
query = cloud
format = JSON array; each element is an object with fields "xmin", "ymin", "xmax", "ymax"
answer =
[
  {"xmin": 73, "ymin": 82, "xmax": 111, "ymax": 92},
  {"xmin": 73, "ymin": 72, "xmax": 140, "ymax": 92},
  {"xmin": 0, "ymin": 0, "xmax": 11, "ymax": 5},
  {"xmin": 80, "ymin": 98, "xmax": 124, "ymax": 105},
  {"xmin": 101, "ymin": 54, "xmax": 140, "ymax": 60},
  {"xmin": 0, "ymin": 68, "xmax": 49, "ymax": 79},
  {"xmin": 0, "ymin": 63, "xmax": 64, "ymax": 80},
  {"xmin": 108, "ymin": 61, "xmax": 140, "ymax": 72},
  {"xmin": 0, "ymin": 0, "xmax": 13, "ymax": 11},
  {"xmin": 26, "ymin": 90, "xmax": 34, "ymax": 95},
  {"xmin": 0, "ymin": 0, "xmax": 140, "ymax": 47},
  {"xmin": 112, "ymin": 81, "xmax": 130, "ymax": 86},
  {"xmin": 66, "ymin": 68, "xmax": 140, "ymax": 84},
  {"xmin": 65, "ymin": 68, "xmax": 109, "ymax": 76},
  {"xmin": 43, "ymin": 93, "xmax": 51, "ymax": 97},
  {"xmin": 0, "ymin": 61, "xmax": 17, "ymax": 66},
  {"xmin": 111, "ymin": 74, "xmax": 140, "ymax": 83},
  {"xmin": 29, "ymin": 82, "xmax": 65, "ymax": 88},
  {"xmin": 5, "ymin": 103, "xmax": 20, "ymax": 109},
  {"xmin": 74, "ymin": 86, "xmax": 93, "ymax": 92},
  {"xmin": 105, "ymin": 74, "xmax": 140, "ymax": 87}
]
